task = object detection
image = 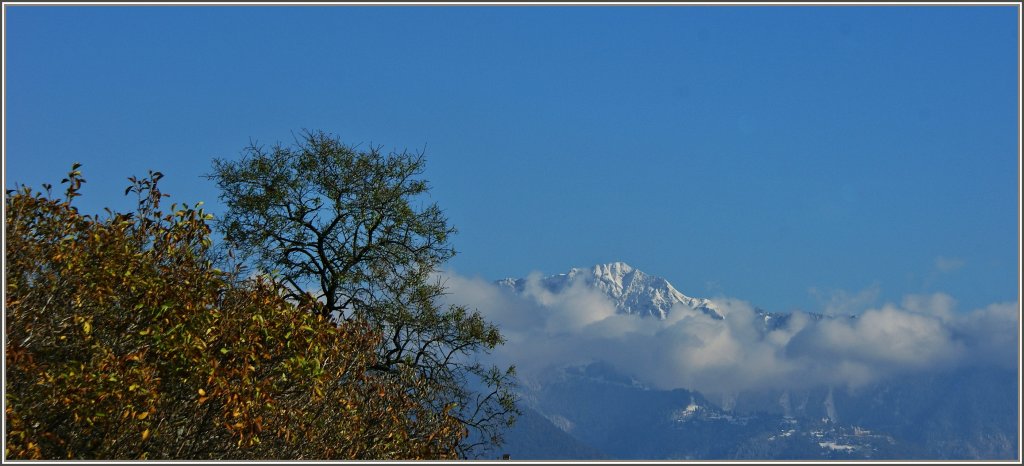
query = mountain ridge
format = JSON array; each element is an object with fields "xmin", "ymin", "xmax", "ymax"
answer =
[
  {"xmin": 496, "ymin": 261, "xmax": 724, "ymax": 320},
  {"xmin": 492, "ymin": 262, "xmax": 1018, "ymax": 460}
]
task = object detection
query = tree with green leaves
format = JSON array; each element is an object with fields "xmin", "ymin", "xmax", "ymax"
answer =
[
  {"xmin": 209, "ymin": 130, "xmax": 518, "ymax": 456},
  {"xmin": 4, "ymin": 167, "xmax": 464, "ymax": 460}
]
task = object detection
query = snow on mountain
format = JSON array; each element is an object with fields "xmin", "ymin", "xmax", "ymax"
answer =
[
  {"xmin": 497, "ymin": 262, "xmax": 723, "ymax": 320},
  {"xmin": 491, "ymin": 263, "xmax": 1018, "ymax": 460}
]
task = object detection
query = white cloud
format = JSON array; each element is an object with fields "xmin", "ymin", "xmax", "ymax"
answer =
[
  {"xmin": 439, "ymin": 270, "xmax": 1019, "ymax": 396},
  {"xmin": 785, "ymin": 304, "xmax": 965, "ymax": 381},
  {"xmin": 901, "ymin": 292, "xmax": 957, "ymax": 322}
]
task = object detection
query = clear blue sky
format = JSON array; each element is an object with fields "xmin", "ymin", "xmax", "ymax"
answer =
[{"xmin": 4, "ymin": 5, "xmax": 1019, "ymax": 314}]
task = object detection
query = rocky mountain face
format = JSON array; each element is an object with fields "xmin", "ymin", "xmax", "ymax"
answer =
[
  {"xmin": 496, "ymin": 263, "xmax": 1019, "ymax": 460},
  {"xmin": 503, "ymin": 362, "xmax": 1017, "ymax": 460}
]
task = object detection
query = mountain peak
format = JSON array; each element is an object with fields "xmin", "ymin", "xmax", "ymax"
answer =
[
  {"xmin": 591, "ymin": 262, "xmax": 635, "ymax": 275},
  {"xmin": 499, "ymin": 263, "xmax": 722, "ymax": 320}
]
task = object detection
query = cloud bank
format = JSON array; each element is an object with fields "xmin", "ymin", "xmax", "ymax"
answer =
[{"xmin": 439, "ymin": 271, "xmax": 1019, "ymax": 396}]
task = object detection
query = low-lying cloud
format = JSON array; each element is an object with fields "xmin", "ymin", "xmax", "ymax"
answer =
[{"xmin": 439, "ymin": 271, "xmax": 1019, "ymax": 396}]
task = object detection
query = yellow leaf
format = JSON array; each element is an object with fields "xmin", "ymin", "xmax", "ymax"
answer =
[
  {"xmin": 141, "ymin": 429, "xmax": 150, "ymax": 441},
  {"xmin": 137, "ymin": 411, "xmax": 148, "ymax": 420},
  {"xmin": 82, "ymin": 321, "xmax": 92, "ymax": 335},
  {"xmin": 198, "ymin": 388, "xmax": 206, "ymax": 396}
]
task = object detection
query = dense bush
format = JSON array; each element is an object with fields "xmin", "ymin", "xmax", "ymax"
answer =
[{"xmin": 4, "ymin": 167, "xmax": 463, "ymax": 459}]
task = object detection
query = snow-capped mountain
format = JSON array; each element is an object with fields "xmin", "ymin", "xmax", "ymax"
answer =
[
  {"xmin": 495, "ymin": 262, "xmax": 835, "ymax": 333},
  {"xmin": 497, "ymin": 262, "xmax": 723, "ymax": 320},
  {"xmin": 491, "ymin": 262, "xmax": 1017, "ymax": 460}
]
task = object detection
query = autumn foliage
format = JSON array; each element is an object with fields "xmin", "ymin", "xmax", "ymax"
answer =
[{"xmin": 4, "ymin": 167, "xmax": 464, "ymax": 459}]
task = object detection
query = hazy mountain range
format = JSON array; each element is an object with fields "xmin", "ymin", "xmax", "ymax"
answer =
[{"xmin": 446, "ymin": 262, "xmax": 1020, "ymax": 460}]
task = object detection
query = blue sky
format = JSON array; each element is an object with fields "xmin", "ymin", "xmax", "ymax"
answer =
[{"xmin": 4, "ymin": 5, "xmax": 1019, "ymax": 314}]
